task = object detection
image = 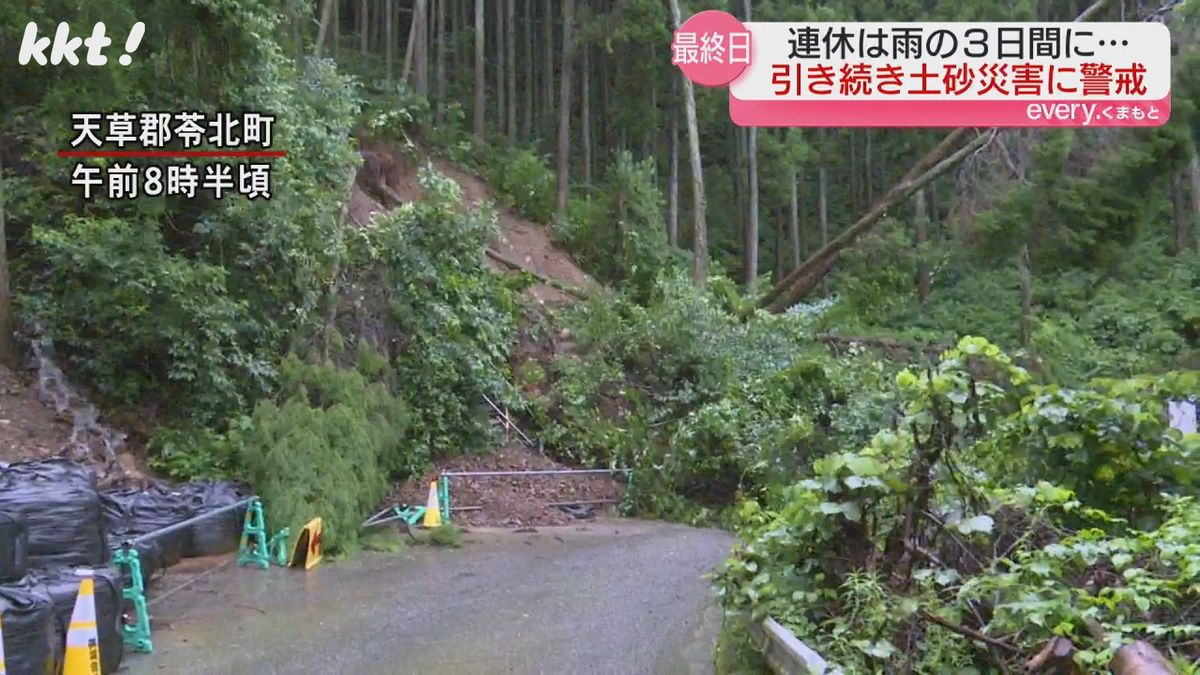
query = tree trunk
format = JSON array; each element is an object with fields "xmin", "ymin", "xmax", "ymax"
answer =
[
  {"xmin": 774, "ymin": 207, "xmax": 785, "ymax": 281},
  {"xmin": 744, "ymin": 0, "xmax": 759, "ymax": 284},
  {"xmin": 554, "ymin": 0, "xmax": 575, "ymax": 220},
  {"xmin": 385, "ymin": 0, "xmax": 394, "ymax": 80},
  {"xmin": 360, "ymin": 0, "xmax": 368, "ymax": 54},
  {"xmin": 1173, "ymin": 169, "xmax": 1188, "ymax": 255},
  {"xmin": 0, "ymin": 151, "xmax": 16, "ymax": 368},
  {"xmin": 1190, "ymin": 140, "xmax": 1200, "ymax": 254},
  {"xmin": 522, "ymin": 0, "xmax": 534, "ymax": 142},
  {"xmin": 402, "ymin": 0, "xmax": 420, "ymax": 84},
  {"xmin": 668, "ymin": 0, "xmax": 707, "ymax": 286},
  {"xmin": 866, "ymin": 129, "xmax": 874, "ymax": 202},
  {"xmin": 1018, "ymin": 242, "xmax": 1033, "ymax": 346},
  {"xmin": 506, "ymin": 0, "xmax": 517, "ymax": 143},
  {"xmin": 495, "ymin": 0, "xmax": 505, "ymax": 139},
  {"xmin": 435, "ymin": 0, "xmax": 446, "ymax": 123},
  {"xmin": 417, "ymin": 0, "xmax": 429, "ymax": 97},
  {"xmin": 789, "ymin": 166, "xmax": 801, "ymax": 269},
  {"xmin": 474, "ymin": 0, "xmax": 485, "ymax": 142},
  {"xmin": 763, "ymin": 130, "xmax": 991, "ymax": 312},
  {"xmin": 542, "ymin": 0, "xmax": 554, "ymax": 140},
  {"xmin": 818, "ymin": 165, "xmax": 829, "ymax": 296},
  {"xmin": 315, "ymin": 0, "xmax": 335, "ymax": 57},
  {"xmin": 668, "ymin": 111, "xmax": 679, "ymax": 246},
  {"xmin": 915, "ymin": 187, "xmax": 930, "ymax": 309},
  {"xmin": 581, "ymin": 41, "xmax": 592, "ymax": 187}
]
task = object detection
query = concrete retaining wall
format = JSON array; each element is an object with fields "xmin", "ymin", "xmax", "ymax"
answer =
[{"xmin": 750, "ymin": 617, "xmax": 841, "ymax": 675}]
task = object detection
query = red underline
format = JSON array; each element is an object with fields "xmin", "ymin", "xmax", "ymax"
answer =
[{"xmin": 57, "ymin": 150, "xmax": 287, "ymax": 158}]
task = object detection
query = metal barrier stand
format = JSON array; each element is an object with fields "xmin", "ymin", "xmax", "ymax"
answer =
[{"xmin": 110, "ymin": 495, "xmax": 285, "ymax": 654}]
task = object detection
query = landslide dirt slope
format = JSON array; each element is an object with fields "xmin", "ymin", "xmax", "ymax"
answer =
[
  {"xmin": 351, "ymin": 140, "xmax": 599, "ymax": 306},
  {"xmin": 351, "ymin": 140, "xmax": 623, "ymax": 526}
]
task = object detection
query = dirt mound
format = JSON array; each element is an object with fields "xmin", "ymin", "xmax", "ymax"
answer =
[
  {"xmin": 352, "ymin": 141, "xmax": 598, "ymax": 306},
  {"xmin": 0, "ymin": 362, "xmax": 74, "ymax": 463},
  {"xmin": 387, "ymin": 446, "xmax": 627, "ymax": 528}
]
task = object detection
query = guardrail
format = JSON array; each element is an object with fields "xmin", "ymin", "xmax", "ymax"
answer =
[{"xmin": 750, "ymin": 617, "xmax": 841, "ymax": 675}]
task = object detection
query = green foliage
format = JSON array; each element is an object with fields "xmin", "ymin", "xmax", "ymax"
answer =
[
  {"xmin": 349, "ymin": 169, "xmax": 519, "ymax": 468},
  {"xmin": 555, "ymin": 151, "xmax": 675, "ymax": 302},
  {"xmin": 987, "ymin": 370, "xmax": 1200, "ymax": 527},
  {"xmin": 482, "ymin": 146, "xmax": 557, "ymax": 223},
  {"xmin": 714, "ymin": 337, "xmax": 1200, "ymax": 672},
  {"xmin": 234, "ymin": 349, "xmax": 409, "ymax": 554},
  {"xmin": 24, "ymin": 217, "xmax": 272, "ymax": 426}
]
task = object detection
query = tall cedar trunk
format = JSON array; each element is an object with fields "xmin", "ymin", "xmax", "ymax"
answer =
[
  {"xmin": 474, "ymin": 0, "xmax": 485, "ymax": 142},
  {"xmin": 866, "ymin": 129, "xmax": 874, "ymax": 202},
  {"xmin": 668, "ymin": 0, "xmax": 707, "ymax": 286},
  {"xmin": 1190, "ymin": 141, "xmax": 1200, "ymax": 254},
  {"xmin": 542, "ymin": 0, "xmax": 554, "ymax": 140},
  {"xmin": 818, "ymin": 165, "xmax": 829, "ymax": 296},
  {"xmin": 0, "ymin": 151, "xmax": 15, "ymax": 367},
  {"xmin": 495, "ymin": 0, "xmax": 505, "ymax": 139},
  {"xmin": 522, "ymin": 0, "xmax": 534, "ymax": 142},
  {"xmin": 418, "ymin": 0, "xmax": 430, "ymax": 97},
  {"xmin": 555, "ymin": 0, "xmax": 575, "ymax": 220},
  {"xmin": 915, "ymin": 187, "xmax": 930, "ymax": 308},
  {"xmin": 745, "ymin": 125, "xmax": 759, "ymax": 285},
  {"xmin": 506, "ymin": 0, "xmax": 517, "ymax": 143},
  {"xmin": 789, "ymin": 166, "xmax": 801, "ymax": 269},
  {"xmin": 402, "ymin": 1, "xmax": 419, "ymax": 83},
  {"xmin": 385, "ymin": 0, "xmax": 394, "ymax": 80},
  {"xmin": 435, "ymin": 0, "xmax": 446, "ymax": 123},
  {"xmin": 1018, "ymin": 242, "xmax": 1033, "ymax": 346},
  {"xmin": 315, "ymin": 0, "xmax": 334, "ymax": 57},
  {"xmin": 774, "ymin": 207, "xmax": 784, "ymax": 281},
  {"xmin": 733, "ymin": 132, "xmax": 743, "ymax": 253},
  {"xmin": 741, "ymin": 0, "xmax": 758, "ymax": 285},
  {"xmin": 581, "ymin": 41, "xmax": 592, "ymax": 187},
  {"xmin": 360, "ymin": 0, "xmax": 368, "ymax": 53},
  {"xmin": 1173, "ymin": 169, "xmax": 1188, "ymax": 255},
  {"xmin": 668, "ymin": 111, "xmax": 679, "ymax": 246}
]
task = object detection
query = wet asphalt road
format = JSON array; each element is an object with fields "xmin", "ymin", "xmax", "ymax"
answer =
[{"xmin": 121, "ymin": 519, "xmax": 734, "ymax": 675}]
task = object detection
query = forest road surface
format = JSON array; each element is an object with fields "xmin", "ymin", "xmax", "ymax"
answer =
[{"xmin": 122, "ymin": 519, "xmax": 734, "ymax": 675}]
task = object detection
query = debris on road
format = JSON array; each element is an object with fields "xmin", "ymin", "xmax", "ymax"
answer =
[{"xmin": 387, "ymin": 445, "xmax": 626, "ymax": 528}]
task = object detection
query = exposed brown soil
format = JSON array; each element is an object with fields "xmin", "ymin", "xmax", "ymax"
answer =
[
  {"xmin": 353, "ymin": 140, "xmax": 598, "ymax": 307},
  {"xmin": 0, "ymin": 362, "xmax": 75, "ymax": 463},
  {"xmin": 387, "ymin": 445, "xmax": 626, "ymax": 528}
]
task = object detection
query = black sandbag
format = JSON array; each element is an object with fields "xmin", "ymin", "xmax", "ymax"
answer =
[
  {"xmin": 31, "ymin": 567, "xmax": 124, "ymax": 674},
  {"xmin": 103, "ymin": 485, "xmax": 192, "ymax": 569},
  {"xmin": 179, "ymin": 480, "xmax": 250, "ymax": 557},
  {"xmin": 0, "ymin": 577, "xmax": 60, "ymax": 675},
  {"xmin": 0, "ymin": 462, "xmax": 107, "ymax": 568},
  {"xmin": 0, "ymin": 512, "xmax": 29, "ymax": 583},
  {"xmin": 2, "ymin": 458, "xmax": 96, "ymax": 489}
]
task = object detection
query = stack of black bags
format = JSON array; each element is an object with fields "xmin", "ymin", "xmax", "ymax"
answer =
[{"xmin": 0, "ymin": 459, "xmax": 250, "ymax": 674}]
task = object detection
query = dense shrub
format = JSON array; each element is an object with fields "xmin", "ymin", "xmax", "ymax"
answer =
[{"xmin": 234, "ymin": 347, "xmax": 409, "ymax": 554}]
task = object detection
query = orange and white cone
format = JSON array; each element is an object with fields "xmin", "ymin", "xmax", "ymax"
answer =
[
  {"xmin": 1, "ymin": 611, "xmax": 7, "ymax": 675},
  {"xmin": 422, "ymin": 481, "xmax": 442, "ymax": 528},
  {"xmin": 62, "ymin": 568, "xmax": 101, "ymax": 675}
]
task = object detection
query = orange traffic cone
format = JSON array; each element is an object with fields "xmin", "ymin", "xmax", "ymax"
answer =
[
  {"xmin": 422, "ymin": 481, "xmax": 442, "ymax": 528},
  {"xmin": 62, "ymin": 569, "xmax": 101, "ymax": 675},
  {"xmin": 1, "ymin": 610, "xmax": 7, "ymax": 675}
]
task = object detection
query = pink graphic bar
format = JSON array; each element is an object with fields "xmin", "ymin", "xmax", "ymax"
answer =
[{"xmin": 730, "ymin": 95, "xmax": 1171, "ymax": 128}]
